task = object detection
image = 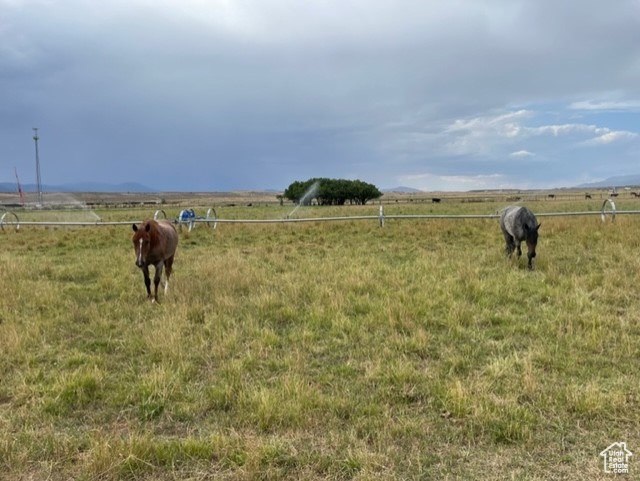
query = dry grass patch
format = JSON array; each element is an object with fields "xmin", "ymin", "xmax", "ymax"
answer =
[{"xmin": 1, "ymin": 201, "xmax": 640, "ymax": 479}]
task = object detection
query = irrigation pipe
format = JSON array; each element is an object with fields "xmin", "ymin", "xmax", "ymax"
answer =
[
  {"xmin": 193, "ymin": 210, "xmax": 639, "ymax": 223},
  {"xmin": 2, "ymin": 220, "xmax": 137, "ymax": 229},
  {"xmin": 1, "ymin": 206, "xmax": 637, "ymax": 230}
]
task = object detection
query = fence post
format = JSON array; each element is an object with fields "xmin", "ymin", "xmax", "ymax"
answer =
[{"xmin": 378, "ymin": 204, "xmax": 384, "ymax": 227}]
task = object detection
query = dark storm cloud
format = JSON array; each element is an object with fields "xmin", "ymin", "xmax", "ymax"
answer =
[{"xmin": 1, "ymin": 0, "xmax": 639, "ymax": 191}]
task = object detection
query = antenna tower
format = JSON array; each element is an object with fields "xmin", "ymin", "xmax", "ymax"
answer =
[{"xmin": 32, "ymin": 127, "xmax": 42, "ymax": 205}]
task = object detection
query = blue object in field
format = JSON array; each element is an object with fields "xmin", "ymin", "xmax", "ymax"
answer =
[{"xmin": 179, "ymin": 209, "xmax": 196, "ymax": 221}]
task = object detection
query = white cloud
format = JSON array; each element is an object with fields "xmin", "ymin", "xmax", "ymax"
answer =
[
  {"xmin": 443, "ymin": 112, "xmax": 637, "ymax": 148},
  {"xmin": 433, "ymin": 110, "xmax": 638, "ymax": 159},
  {"xmin": 569, "ymin": 99, "xmax": 640, "ymax": 111},
  {"xmin": 445, "ymin": 110, "xmax": 532, "ymax": 135},
  {"xmin": 584, "ymin": 130, "xmax": 637, "ymax": 145},
  {"xmin": 510, "ymin": 150, "xmax": 534, "ymax": 157},
  {"xmin": 381, "ymin": 106, "xmax": 639, "ymax": 180},
  {"xmin": 397, "ymin": 172, "xmax": 512, "ymax": 191},
  {"xmin": 525, "ymin": 123, "xmax": 638, "ymax": 147},
  {"xmin": 526, "ymin": 124, "xmax": 596, "ymax": 137},
  {"xmin": 436, "ymin": 110, "xmax": 533, "ymax": 157},
  {"xmin": 395, "ymin": 170, "xmax": 584, "ymax": 192}
]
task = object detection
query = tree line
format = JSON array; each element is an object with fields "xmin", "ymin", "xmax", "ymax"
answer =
[{"xmin": 283, "ymin": 178, "xmax": 382, "ymax": 206}]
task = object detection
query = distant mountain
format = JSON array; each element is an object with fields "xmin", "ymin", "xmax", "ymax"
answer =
[
  {"xmin": 382, "ymin": 186, "xmax": 423, "ymax": 193},
  {"xmin": 577, "ymin": 174, "xmax": 640, "ymax": 188},
  {"xmin": 58, "ymin": 182, "xmax": 156, "ymax": 192},
  {"xmin": 0, "ymin": 183, "xmax": 49, "ymax": 193},
  {"xmin": 0, "ymin": 181, "xmax": 155, "ymax": 192}
]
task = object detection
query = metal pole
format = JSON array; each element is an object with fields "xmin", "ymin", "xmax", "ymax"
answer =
[{"xmin": 32, "ymin": 128, "xmax": 43, "ymax": 206}]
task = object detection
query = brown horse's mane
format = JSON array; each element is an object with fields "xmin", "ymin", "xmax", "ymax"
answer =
[
  {"xmin": 146, "ymin": 219, "xmax": 160, "ymax": 242},
  {"xmin": 150, "ymin": 221, "xmax": 168, "ymax": 253}
]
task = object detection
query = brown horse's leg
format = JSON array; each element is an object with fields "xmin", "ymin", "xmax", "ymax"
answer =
[
  {"xmin": 153, "ymin": 262, "xmax": 164, "ymax": 302},
  {"xmin": 164, "ymin": 255, "xmax": 174, "ymax": 295},
  {"xmin": 142, "ymin": 265, "xmax": 152, "ymax": 299}
]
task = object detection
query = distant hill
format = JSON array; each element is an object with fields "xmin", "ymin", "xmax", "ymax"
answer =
[
  {"xmin": 59, "ymin": 182, "xmax": 156, "ymax": 192},
  {"xmin": 577, "ymin": 174, "xmax": 640, "ymax": 188},
  {"xmin": 0, "ymin": 181, "xmax": 155, "ymax": 192},
  {"xmin": 382, "ymin": 186, "xmax": 423, "ymax": 193}
]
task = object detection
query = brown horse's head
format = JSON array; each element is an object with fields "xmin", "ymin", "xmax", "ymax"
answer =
[{"xmin": 132, "ymin": 222, "xmax": 152, "ymax": 268}]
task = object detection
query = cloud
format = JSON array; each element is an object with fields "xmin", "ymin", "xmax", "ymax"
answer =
[
  {"xmin": 521, "ymin": 123, "xmax": 637, "ymax": 146},
  {"xmin": 526, "ymin": 124, "xmax": 596, "ymax": 137},
  {"xmin": 569, "ymin": 99, "xmax": 640, "ymax": 111},
  {"xmin": 425, "ymin": 111, "xmax": 636, "ymax": 159},
  {"xmin": 510, "ymin": 150, "xmax": 534, "ymax": 157},
  {"xmin": 584, "ymin": 130, "xmax": 638, "ymax": 145},
  {"xmin": 523, "ymin": 123, "xmax": 638, "ymax": 145},
  {"xmin": 397, "ymin": 172, "xmax": 514, "ymax": 191},
  {"xmin": 430, "ymin": 110, "xmax": 533, "ymax": 157},
  {"xmin": 1, "ymin": 0, "xmax": 640, "ymax": 190},
  {"xmin": 445, "ymin": 110, "xmax": 533, "ymax": 134}
]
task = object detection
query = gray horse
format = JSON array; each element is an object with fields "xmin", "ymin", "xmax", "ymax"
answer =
[{"xmin": 499, "ymin": 206, "xmax": 541, "ymax": 269}]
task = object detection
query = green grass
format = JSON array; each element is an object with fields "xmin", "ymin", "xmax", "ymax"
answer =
[{"xmin": 1, "ymin": 199, "xmax": 640, "ymax": 479}]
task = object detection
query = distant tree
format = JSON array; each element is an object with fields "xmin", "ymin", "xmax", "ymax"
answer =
[
  {"xmin": 283, "ymin": 178, "xmax": 382, "ymax": 205},
  {"xmin": 351, "ymin": 179, "xmax": 382, "ymax": 205},
  {"xmin": 283, "ymin": 179, "xmax": 318, "ymax": 205},
  {"xmin": 283, "ymin": 180, "xmax": 306, "ymax": 204}
]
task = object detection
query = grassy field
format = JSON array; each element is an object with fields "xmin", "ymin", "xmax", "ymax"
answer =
[{"xmin": 1, "ymin": 198, "xmax": 639, "ymax": 480}]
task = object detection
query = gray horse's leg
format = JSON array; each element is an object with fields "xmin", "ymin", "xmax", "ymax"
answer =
[
  {"xmin": 527, "ymin": 251, "xmax": 535, "ymax": 270},
  {"xmin": 503, "ymin": 232, "xmax": 516, "ymax": 257}
]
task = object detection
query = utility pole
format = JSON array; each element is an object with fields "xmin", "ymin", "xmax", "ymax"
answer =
[{"xmin": 32, "ymin": 127, "xmax": 42, "ymax": 206}]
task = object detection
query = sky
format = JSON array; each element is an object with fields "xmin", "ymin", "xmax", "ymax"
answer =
[{"xmin": 1, "ymin": 0, "xmax": 639, "ymax": 192}]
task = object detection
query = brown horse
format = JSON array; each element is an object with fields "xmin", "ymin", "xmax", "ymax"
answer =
[{"xmin": 132, "ymin": 219, "xmax": 178, "ymax": 302}]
